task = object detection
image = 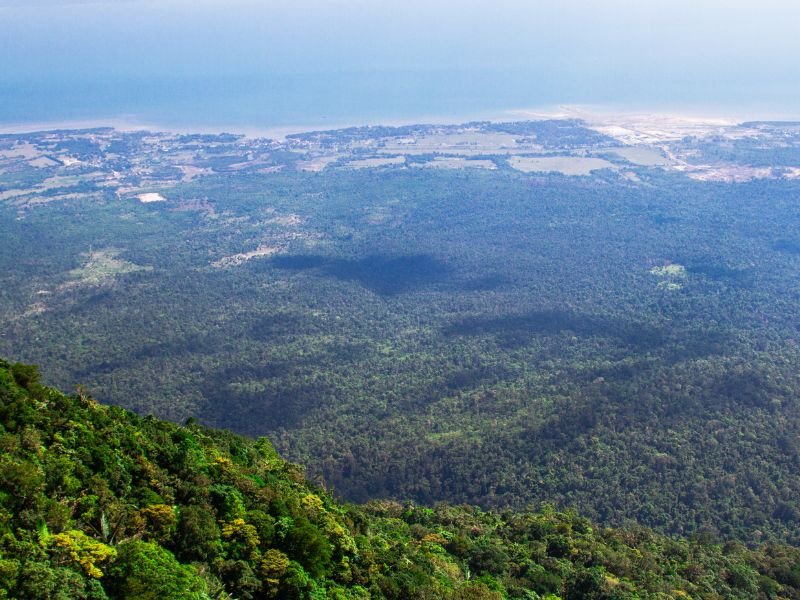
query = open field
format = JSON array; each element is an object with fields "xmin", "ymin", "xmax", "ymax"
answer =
[
  {"xmin": 418, "ymin": 157, "xmax": 497, "ymax": 169},
  {"xmin": 66, "ymin": 249, "xmax": 152, "ymax": 286},
  {"xmin": 346, "ymin": 156, "xmax": 406, "ymax": 169},
  {"xmin": 508, "ymin": 155, "xmax": 617, "ymax": 175},
  {"xmin": 609, "ymin": 146, "xmax": 671, "ymax": 166},
  {"xmin": 212, "ymin": 244, "xmax": 284, "ymax": 268},
  {"xmin": 137, "ymin": 192, "xmax": 166, "ymax": 203}
]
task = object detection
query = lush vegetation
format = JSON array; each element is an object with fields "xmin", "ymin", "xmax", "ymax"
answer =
[
  {"xmin": 4, "ymin": 126, "xmax": 800, "ymax": 547},
  {"xmin": 3, "ymin": 359, "xmax": 800, "ymax": 599}
]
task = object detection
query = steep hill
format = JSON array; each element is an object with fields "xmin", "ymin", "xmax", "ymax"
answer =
[{"xmin": 1, "ymin": 359, "xmax": 800, "ymax": 599}]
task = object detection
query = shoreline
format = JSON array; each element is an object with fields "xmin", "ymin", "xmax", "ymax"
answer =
[
  {"xmin": 1, "ymin": 104, "xmax": 800, "ymax": 140},
  {"xmin": 0, "ymin": 106, "xmax": 564, "ymax": 139}
]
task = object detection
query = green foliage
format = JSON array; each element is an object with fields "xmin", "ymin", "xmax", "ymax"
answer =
[
  {"xmin": 104, "ymin": 540, "xmax": 206, "ymax": 599},
  {"xmin": 5, "ymin": 154, "xmax": 800, "ymax": 547},
  {"xmin": 49, "ymin": 529, "xmax": 117, "ymax": 579},
  {"xmin": 2, "ymin": 360, "xmax": 800, "ymax": 599},
  {"xmin": 174, "ymin": 504, "xmax": 222, "ymax": 562}
]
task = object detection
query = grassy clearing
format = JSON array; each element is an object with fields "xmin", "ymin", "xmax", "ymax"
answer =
[
  {"xmin": 610, "ymin": 146, "xmax": 670, "ymax": 166},
  {"xmin": 346, "ymin": 156, "xmax": 406, "ymax": 169},
  {"xmin": 650, "ymin": 263, "xmax": 686, "ymax": 291},
  {"xmin": 0, "ymin": 142, "xmax": 40, "ymax": 160},
  {"xmin": 508, "ymin": 155, "xmax": 617, "ymax": 175},
  {"xmin": 296, "ymin": 155, "xmax": 340, "ymax": 172},
  {"xmin": 418, "ymin": 157, "xmax": 497, "ymax": 170},
  {"xmin": 67, "ymin": 249, "xmax": 152, "ymax": 285},
  {"xmin": 379, "ymin": 131, "xmax": 536, "ymax": 156},
  {"xmin": 650, "ymin": 264, "xmax": 687, "ymax": 277},
  {"xmin": 211, "ymin": 244, "xmax": 283, "ymax": 268}
]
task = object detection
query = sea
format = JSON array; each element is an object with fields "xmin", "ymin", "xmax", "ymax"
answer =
[{"xmin": 2, "ymin": 69, "xmax": 799, "ymax": 136}]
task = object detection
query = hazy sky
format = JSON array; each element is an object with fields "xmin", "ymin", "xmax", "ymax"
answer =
[{"xmin": 2, "ymin": 0, "xmax": 799, "ymax": 125}]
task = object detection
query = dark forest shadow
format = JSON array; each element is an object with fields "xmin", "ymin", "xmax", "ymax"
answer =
[
  {"xmin": 685, "ymin": 262, "xmax": 754, "ymax": 287},
  {"xmin": 269, "ymin": 253, "xmax": 452, "ymax": 296},
  {"xmin": 442, "ymin": 310, "xmax": 666, "ymax": 350}
]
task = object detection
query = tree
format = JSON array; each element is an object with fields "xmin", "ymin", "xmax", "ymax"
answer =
[{"xmin": 104, "ymin": 540, "xmax": 207, "ymax": 600}]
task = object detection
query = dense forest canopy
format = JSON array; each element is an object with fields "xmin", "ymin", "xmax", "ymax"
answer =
[
  {"xmin": 2, "ymin": 119, "xmax": 800, "ymax": 546},
  {"xmin": 2, "ymin": 359, "xmax": 800, "ymax": 599}
]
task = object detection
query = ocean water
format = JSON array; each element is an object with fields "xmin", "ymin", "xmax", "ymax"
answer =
[
  {"xmin": 0, "ymin": 72, "xmax": 532, "ymax": 128},
  {"xmin": 0, "ymin": 70, "xmax": 585, "ymax": 132},
  {"xmin": 3, "ymin": 68, "xmax": 799, "ymax": 135},
  {"xmin": 4, "ymin": 1, "xmax": 800, "ymax": 133}
]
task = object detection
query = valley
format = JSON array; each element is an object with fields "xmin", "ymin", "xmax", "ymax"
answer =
[{"xmin": 3, "ymin": 114, "xmax": 800, "ymax": 545}]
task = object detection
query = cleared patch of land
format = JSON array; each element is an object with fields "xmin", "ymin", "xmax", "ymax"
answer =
[
  {"xmin": 650, "ymin": 264, "xmax": 686, "ymax": 277},
  {"xmin": 508, "ymin": 156, "xmax": 617, "ymax": 175},
  {"xmin": 14, "ymin": 191, "xmax": 103, "ymax": 209},
  {"xmin": 650, "ymin": 263, "xmax": 686, "ymax": 290},
  {"xmin": 686, "ymin": 166, "xmax": 774, "ymax": 183},
  {"xmin": 66, "ymin": 249, "xmax": 152, "ymax": 286},
  {"xmin": 609, "ymin": 146, "xmax": 670, "ymax": 166},
  {"xmin": 264, "ymin": 214, "xmax": 304, "ymax": 227},
  {"xmin": 212, "ymin": 244, "xmax": 284, "ymax": 268},
  {"xmin": 297, "ymin": 156, "xmax": 340, "ymax": 172},
  {"xmin": 379, "ymin": 131, "xmax": 537, "ymax": 156},
  {"xmin": 346, "ymin": 156, "xmax": 406, "ymax": 169},
  {"xmin": 28, "ymin": 156, "xmax": 60, "ymax": 168},
  {"xmin": 588, "ymin": 114, "xmax": 738, "ymax": 145},
  {"xmin": 138, "ymin": 192, "xmax": 166, "ymax": 203},
  {"xmin": 1, "ymin": 173, "xmax": 105, "ymax": 205},
  {"xmin": 418, "ymin": 157, "xmax": 497, "ymax": 170},
  {"xmin": 0, "ymin": 188, "xmax": 29, "ymax": 201},
  {"xmin": 179, "ymin": 165, "xmax": 213, "ymax": 181},
  {"xmin": 0, "ymin": 142, "xmax": 40, "ymax": 160}
]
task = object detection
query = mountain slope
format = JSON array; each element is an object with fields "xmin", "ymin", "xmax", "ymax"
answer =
[{"xmin": 2, "ymin": 358, "xmax": 800, "ymax": 599}]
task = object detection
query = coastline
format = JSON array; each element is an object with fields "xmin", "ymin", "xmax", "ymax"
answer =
[
  {"xmin": 2, "ymin": 104, "xmax": 800, "ymax": 140},
  {"xmin": 0, "ymin": 106, "xmax": 565, "ymax": 139}
]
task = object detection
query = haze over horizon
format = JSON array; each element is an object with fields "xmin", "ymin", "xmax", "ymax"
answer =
[{"xmin": 2, "ymin": 0, "xmax": 800, "ymax": 129}]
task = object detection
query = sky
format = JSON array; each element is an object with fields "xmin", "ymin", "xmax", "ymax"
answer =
[{"xmin": 1, "ymin": 0, "xmax": 799, "ymax": 128}]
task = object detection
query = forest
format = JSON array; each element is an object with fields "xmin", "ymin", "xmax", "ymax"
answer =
[
  {"xmin": 3, "ymin": 123, "xmax": 800, "ymax": 548},
  {"xmin": 3, "ymin": 358, "xmax": 800, "ymax": 599}
]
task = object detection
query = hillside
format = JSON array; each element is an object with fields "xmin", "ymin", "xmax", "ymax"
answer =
[{"xmin": 1, "ymin": 359, "xmax": 800, "ymax": 599}]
